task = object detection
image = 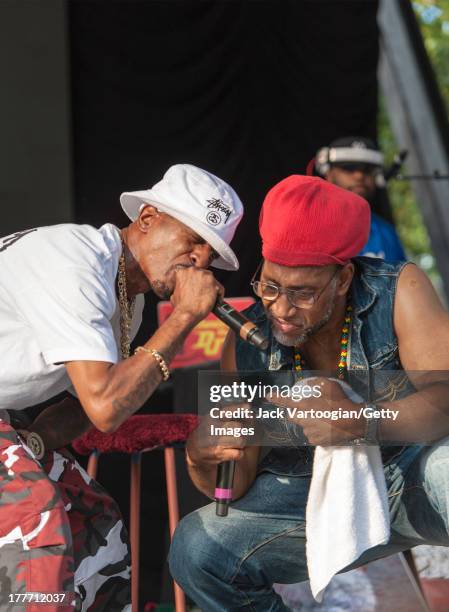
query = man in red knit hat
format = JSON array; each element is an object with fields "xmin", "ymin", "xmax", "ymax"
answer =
[{"xmin": 170, "ymin": 175, "xmax": 449, "ymax": 611}]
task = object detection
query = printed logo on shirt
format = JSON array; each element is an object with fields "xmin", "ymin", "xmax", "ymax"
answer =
[
  {"xmin": 206, "ymin": 198, "xmax": 231, "ymax": 225},
  {"xmin": 0, "ymin": 229, "xmax": 37, "ymax": 253}
]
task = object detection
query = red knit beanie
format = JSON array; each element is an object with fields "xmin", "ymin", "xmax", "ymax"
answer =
[{"xmin": 259, "ymin": 175, "xmax": 370, "ymax": 266}]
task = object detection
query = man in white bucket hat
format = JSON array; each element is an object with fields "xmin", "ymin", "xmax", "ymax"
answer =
[
  {"xmin": 0, "ymin": 163, "xmax": 243, "ymax": 610},
  {"xmin": 121, "ymin": 163, "xmax": 242, "ymax": 272}
]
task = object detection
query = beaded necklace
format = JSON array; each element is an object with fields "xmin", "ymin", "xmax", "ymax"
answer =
[{"xmin": 293, "ymin": 304, "xmax": 352, "ymax": 380}]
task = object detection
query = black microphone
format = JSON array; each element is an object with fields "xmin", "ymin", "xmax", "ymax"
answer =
[
  {"xmin": 215, "ymin": 460, "xmax": 236, "ymax": 516},
  {"xmin": 384, "ymin": 149, "xmax": 408, "ymax": 182},
  {"xmin": 213, "ymin": 300, "xmax": 269, "ymax": 351}
]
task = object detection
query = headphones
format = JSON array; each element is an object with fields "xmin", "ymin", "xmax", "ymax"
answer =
[{"xmin": 315, "ymin": 146, "xmax": 386, "ymax": 187}]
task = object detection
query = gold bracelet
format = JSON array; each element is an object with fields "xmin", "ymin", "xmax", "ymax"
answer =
[{"xmin": 134, "ymin": 346, "xmax": 170, "ymax": 381}]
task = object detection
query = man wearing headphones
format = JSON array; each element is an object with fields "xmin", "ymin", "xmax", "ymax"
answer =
[{"xmin": 315, "ymin": 136, "xmax": 406, "ymax": 261}]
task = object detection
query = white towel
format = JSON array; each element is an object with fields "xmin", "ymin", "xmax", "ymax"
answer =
[{"xmin": 303, "ymin": 380, "xmax": 390, "ymax": 602}]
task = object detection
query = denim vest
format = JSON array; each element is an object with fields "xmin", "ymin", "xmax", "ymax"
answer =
[{"xmin": 235, "ymin": 256, "xmax": 410, "ymax": 476}]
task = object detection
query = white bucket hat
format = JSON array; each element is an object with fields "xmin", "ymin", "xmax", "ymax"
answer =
[{"xmin": 120, "ymin": 164, "xmax": 244, "ymax": 270}]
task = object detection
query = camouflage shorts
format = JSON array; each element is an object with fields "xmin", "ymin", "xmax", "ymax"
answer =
[{"xmin": 0, "ymin": 420, "xmax": 131, "ymax": 611}]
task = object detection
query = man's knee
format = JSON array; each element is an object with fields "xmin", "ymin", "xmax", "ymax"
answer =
[
  {"xmin": 169, "ymin": 506, "xmax": 232, "ymax": 588},
  {"xmin": 421, "ymin": 439, "xmax": 449, "ymax": 526},
  {"xmin": 421, "ymin": 437, "xmax": 449, "ymax": 471},
  {"xmin": 169, "ymin": 511, "xmax": 208, "ymax": 584}
]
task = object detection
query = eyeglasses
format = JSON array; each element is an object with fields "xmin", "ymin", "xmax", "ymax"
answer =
[
  {"xmin": 333, "ymin": 162, "xmax": 378, "ymax": 176},
  {"xmin": 250, "ymin": 262, "xmax": 340, "ymax": 310}
]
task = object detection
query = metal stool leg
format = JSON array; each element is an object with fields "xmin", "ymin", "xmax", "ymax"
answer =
[
  {"xmin": 130, "ymin": 452, "xmax": 142, "ymax": 612},
  {"xmin": 86, "ymin": 449, "xmax": 99, "ymax": 479},
  {"xmin": 401, "ymin": 550, "xmax": 431, "ymax": 610},
  {"xmin": 164, "ymin": 447, "xmax": 186, "ymax": 612}
]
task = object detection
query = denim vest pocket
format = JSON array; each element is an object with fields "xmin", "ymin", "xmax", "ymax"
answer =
[{"xmin": 369, "ymin": 343, "xmax": 400, "ymax": 370}]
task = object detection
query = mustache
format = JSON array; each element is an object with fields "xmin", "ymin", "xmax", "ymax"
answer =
[
  {"xmin": 266, "ymin": 311, "xmax": 302, "ymax": 326},
  {"xmin": 171, "ymin": 263, "xmax": 194, "ymax": 272},
  {"xmin": 156, "ymin": 263, "xmax": 196, "ymax": 299}
]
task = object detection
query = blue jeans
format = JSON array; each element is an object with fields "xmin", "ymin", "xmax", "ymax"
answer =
[{"xmin": 169, "ymin": 440, "xmax": 449, "ymax": 611}]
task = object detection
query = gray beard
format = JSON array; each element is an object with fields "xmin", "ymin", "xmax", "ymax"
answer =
[
  {"xmin": 150, "ymin": 279, "xmax": 171, "ymax": 299},
  {"xmin": 270, "ymin": 285, "xmax": 337, "ymax": 348},
  {"xmin": 271, "ymin": 309, "xmax": 332, "ymax": 346}
]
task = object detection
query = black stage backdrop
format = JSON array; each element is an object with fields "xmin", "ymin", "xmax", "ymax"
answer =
[
  {"xmin": 69, "ymin": 0, "xmax": 379, "ymax": 300},
  {"xmin": 68, "ymin": 0, "xmax": 379, "ymax": 605}
]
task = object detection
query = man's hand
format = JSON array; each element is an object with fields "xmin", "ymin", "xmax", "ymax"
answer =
[
  {"xmin": 186, "ymin": 417, "xmax": 250, "ymax": 467},
  {"xmin": 269, "ymin": 378, "xmax": 365, "ymax": 446},
  {"xmin": 171, "ymin": 266, "xmax": 224, "ymax": 326},
  {"xmin": 185, "ymin": 415, "xmax": 260, "ymax": 499}
]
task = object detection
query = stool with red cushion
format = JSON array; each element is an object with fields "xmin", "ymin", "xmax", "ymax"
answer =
[{"xmin": 73, "ymin": 413, "xmax": 199, "ymax": 612}]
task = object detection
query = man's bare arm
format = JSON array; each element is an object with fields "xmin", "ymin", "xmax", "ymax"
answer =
[
  {"xmin": 66, "ymin": 308, "xmax": 196, "ymax": 432},
  {"xmin": 66, "ymin": 266, "xmax": 221, "ymax": 433},
  {"xmin": 378, "ymin": 264, "xmax": 449, "ymax": 442}
]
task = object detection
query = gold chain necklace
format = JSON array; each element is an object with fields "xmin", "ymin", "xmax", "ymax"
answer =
[{"xmin": 118, "ymin": 238, "xmax": 136, "ymax": 359}]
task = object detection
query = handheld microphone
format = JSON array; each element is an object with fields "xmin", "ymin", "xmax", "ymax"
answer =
[
  {"xmin": 215, "ymin": 460, "xmax": 236, "ymax": 516},
  {"xmin": 213, "ymin": 300, "xmax": 269, "ymax": 351}
]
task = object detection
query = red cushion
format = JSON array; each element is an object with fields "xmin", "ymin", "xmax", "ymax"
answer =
[{"xmin": 72, "ymin": 414, "xmax": 199, "ymax": 455}]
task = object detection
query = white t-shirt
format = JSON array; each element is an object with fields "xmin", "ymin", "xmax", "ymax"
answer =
[{"xmin": 0, "ymin": 223, "xmax": 144, "ymax": 410}]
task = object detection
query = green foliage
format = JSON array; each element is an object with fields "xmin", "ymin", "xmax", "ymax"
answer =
[
  {"xmin": 378, "ymin": 1, "xmax": 449, "ymax": 280},
  {"xmin": 378, "ymin": 99, "xmax": 433, "ymax": 264},
  {"xmin": 414, "ymin": 0, "xmax": 449, "ymax": 113}
]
